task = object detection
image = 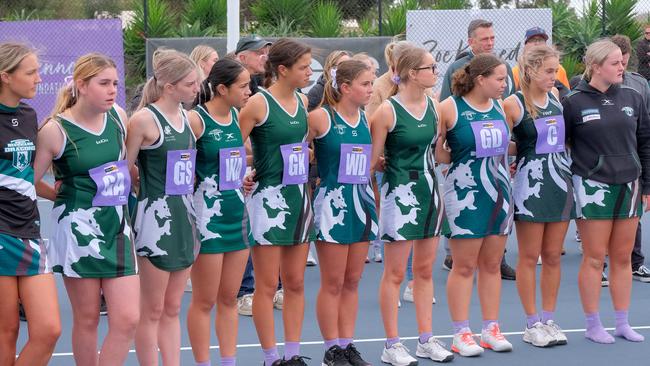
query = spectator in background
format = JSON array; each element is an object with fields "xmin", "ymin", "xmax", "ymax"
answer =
[
  {"xmin": 235, "ymin": 35, "xmax": 272, "ymax": 96},
  {"xmin": 352, "ymin": 52, "xmax": 380, "ymax": 76},
  {"xmin": 306, "ymin": 50, "xmax": 351, "ymax": 112},
  {"xmin": 636, "ymin": 24, "xmax": 650, "ymax": 80},
  {"xmin": 608, "ymin": 34, "xmax": 650, "ymax": 283},
  {"xmin": 233, "ymin": 35, "xmax": 279, "ymax": 318},
  {"xmin": 189, "ymin": 45, "xmax": 219, "ymax": 81},
  {"xmin": 512, "ymin": 27, "xmax": 571, "ymax": 99},
  {"xmin": 439, "ymin": 19, "xmax": 516, "ymax": 100}
]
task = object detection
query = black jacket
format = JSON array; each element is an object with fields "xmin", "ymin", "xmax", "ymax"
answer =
[
  {"xmin": 636, "ymin": 38, "xmax": 650, "ymax": 80},
  {"xmin": 306, "ymin": 75, "xmax": 327, "ymax": 112},
  {"xmin": 562, "ymin": 80, "xmax": 650, "ymax": 193}
]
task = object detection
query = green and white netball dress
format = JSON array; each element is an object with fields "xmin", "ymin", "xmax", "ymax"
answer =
[
  {"xmin": 247, "ymin": 89, "xmax": 315, "ymax": 245},
  {"xmin": 0, "ymin": 103, "xmax": 49, "ymax": 276},
  {"xmin": 313, "ymin": 106, "xmax": 377, "ymax": 244},
  {"xmin": 380, "ymin": 96, "xmax": 443, "ymax": 242},
  {"xmin": 133, "ymin": 104, "xmax": 199, "ymax": 271},
  {"xmin": 193, "ymin": 105, "xmax": 251, "ymax": 253},
  {"xmin": 50, "ymin": 107, "xmax": 136, "ymax": 278},
  {"xmin": 443, "ymin": 97, "xmax": 513, "ymax": 238},
  {"xmin": 512, "ymin": 91, "xmax": 575, "ymax": 222},
  {"xmin": 572, "ymin": 175, "xmax": 642, "ymax": 219}
]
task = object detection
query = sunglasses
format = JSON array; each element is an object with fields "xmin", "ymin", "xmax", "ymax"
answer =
[{"xmin": 414, "ymin": 65, "xmax": 437, "ymax": 73}]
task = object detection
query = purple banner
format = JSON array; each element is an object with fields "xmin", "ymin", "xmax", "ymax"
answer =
[{"xmin": 0, "ymin": 19, "xmax": 126, "ymax": 125}]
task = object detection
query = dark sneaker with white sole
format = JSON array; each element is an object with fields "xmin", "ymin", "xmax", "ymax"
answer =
[
  {"xmin": 632, "ymin": 265, "xmax": 650, "ymax": 282},
  {"xmin": 344, "ymin": 343, "xmax": 371, "ymax": 366},
  {"xmin": 322, "ymin": 345, "xmax": 352, "ymax": 366}
]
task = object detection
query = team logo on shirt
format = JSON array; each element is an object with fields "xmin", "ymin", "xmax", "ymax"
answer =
[
  {"xmin": 334, "ymin": 124, "xmax": 347, "ymax": 135},
  {"xmin": 11, "ymin": 118, "xmax": 18, "ymax": 127},
  {"xmin": 225, "ymin": 133, "xmax": 236, "ymax": 142},
  {"xmin": 621, "ymin": 106, "xmax": 634, "ymax": 117},
  {"xmin": 481, "ymin": 114, "xmax": 492, "ymax": 120},
  {"xmin": 4, "ymin": 139, "xmax": 35, "ymax": 172},
  {"xmin": 164, "ymin": 126, "xmax": 172, "ymax": 135},
  {"xmin": 461, "ymin": 111, "xmax": 476, "ymax": 120},
  {"xmin": 209, "ymin": 129, "xmax": 223, "ymax": 141}
]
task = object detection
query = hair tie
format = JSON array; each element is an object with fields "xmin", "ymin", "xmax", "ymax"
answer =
[
  {"xmin": 64, "ymin": 76, "xmax": 76, "ymax": 98},
  {"xmin": 391, "ymin": 75, "xmax": 401, "ymax": 85},
  {"xmin": 330, "ymin": 68, "xmax": 338, "ymax": 90}
]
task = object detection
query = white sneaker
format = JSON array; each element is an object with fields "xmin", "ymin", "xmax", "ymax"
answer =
[
  {"xmin": 273, "ymin": 289, "xmax": 284, "ymax": 310},
  {"xmin": 523, "ymin": 322, "xmax": 556, "ymax": 347},
  {"xmin": 416, "ymin": 337, "xmax": 454, "ymax": 362},
  {"xmin": 544, "ymin": 320, "xmax": 568, "ymax": 345},
  {"xmin": 237, "ymin": 294, "xmax": 253, "ymax": 316},
  {"xmin": 451, "ymin": 330, "xmax": 483, "ymax": 357},
  {"xmin": 380, "ymin": 342, "xmax": 418, "ymax": 366},
  {"xmin": 307, "ymin": 248, "xmax": 318, "ymax": 266},
  {"xmin": 402, "ymin": 286, "xmax": 436, "ymax": 304},
  {"xmin": 185, "ymin": 279, "xmax": 193, "ymax": 292},
  {"xmin": 537, "ymin": 256, "xmax": 542, "ymax": 265},
  {"xmin": 403, "ymin": 286, "xmax": 414, "ymax": 302},
  {"xmin": 373, "ymin": 245, "xmax": 383, "ymax": 262},
  {"xmin": 480, "ymin": 323, "xmax": 513, "ymax": 352}
]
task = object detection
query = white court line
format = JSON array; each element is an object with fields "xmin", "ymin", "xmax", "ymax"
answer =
[{"xmin": 49, "ymin": 325, "xmax": 650, "ymax": 357}]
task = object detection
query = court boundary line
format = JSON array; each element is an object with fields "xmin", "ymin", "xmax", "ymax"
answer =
[{"xmin": 49, "ymin": 325, "xmax": 650, "ymax": 357}]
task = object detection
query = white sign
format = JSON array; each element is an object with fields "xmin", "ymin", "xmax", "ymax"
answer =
[{"xmin": 406, "ymin": 9, "xmax": 553, "ymax": 90}]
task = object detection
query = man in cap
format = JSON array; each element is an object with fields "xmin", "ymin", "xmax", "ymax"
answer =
[
  {"xmin": 512, "ymin": 27, "xmax": 570, "ymax": 98},
  {"xmin": 235, "ymin": 35, "xmax": 272, "ymax": 95}
]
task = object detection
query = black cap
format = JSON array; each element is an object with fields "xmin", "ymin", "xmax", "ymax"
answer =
[
  {"xmin": 524, "ymin": 27, "xmax": 549, "ymax": 43},
  {"xmin": 235, "ymin": 36, "xmax": 272, "ymax": 54}
]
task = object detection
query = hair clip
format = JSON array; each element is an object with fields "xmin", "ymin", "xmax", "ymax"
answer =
[
  {"xmin": 330, "ymin": 68, "xmax": 338, "ymax": 90},
  {"xmin": 391, "ymin": 75, "xmax": 401, "ymax": 85}
]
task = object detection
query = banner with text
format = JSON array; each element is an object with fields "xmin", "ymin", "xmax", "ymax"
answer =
[
  {"xmin": 0, "ymin": 19, "xmax": 126, "ymax": 124},
  {"xmin": 406, "ymin": 9, "xmax": 552, "ymax": 91}
]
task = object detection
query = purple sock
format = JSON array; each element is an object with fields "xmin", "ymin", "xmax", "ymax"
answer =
[
  {"xmin": 541, "ymin": 310, "xmax": 554, "ymax": 324},
  {"xmin": 452, "ymin": 320, "xmax": 470, "ymax": 334},
  {"xmin": 220, "ymin": 357, "xmax": 235, "ymax": 366},
  {"xmin": 526, "ymin": 313, "xmax": 540, "ymax": 328},
  {"xmin": 419, "ymin": 331, "xmax": 433, "ymax": 344},
  {"xmin": 262, "ymin": 347, "xmax": 280, "ymax": 366},
  {"xmin": 482, "ymin": 319, "xmax": 498, "ymax": 331},
  {"xmin": 339, "ymin": 338, "xmax": 353, "ymax": 348},
  {"xmin": 585, "ymin": 312, "xmax": 615, "ymax": 344},
  {"xmin": 324, "ymin": 338, "xmax": 339, "ymax": 350},
  {"xmin": 284, "ymin": 342, "xmax": 300, "ymax": 358},
  {"xmin": 386, "ymin": 337, "xmax": 400, "ymax": 348},
  {"xmin": 196, "ymin": 362, "xmax": 211, "ymax": 366},
  {"xmin": 614, "ymin": 310, "xmax": 645, "ymax": 342}
]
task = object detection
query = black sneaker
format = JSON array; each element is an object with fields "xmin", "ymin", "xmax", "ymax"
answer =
[
  {"xmin": 633, "ymin": 265, "xmax": 650, "ymax": 282},
  {"xmin": 344, "ymin": 343, "xmax": 371, "ymax": 366},
  {"xmin": 269, "ymin": 360, "xmax": 283, "ymax": 366},
  {"xmin": 323, "ymin": 345, "xmax": 352, "ymax": 366},
  {"xmin": 283, "ymin": 356, "xmax": 311, "ymax": 365},
  {"xmin": 601, "ymin": 271, "xmax": 609, "ymax": 287},
  {"xmin": 18, "ymin": 302, "xmax": 26, "ymax": 322},
  {"xmin": 442, "ymin": 255, "xmax": 453, "ymax": 271},
  {"xmin": 99, "ymin": 294, "xmax": 108, "ymax": 316},
  {"xmin": 501, "ymin": 261, "xmax": 516, "ymax": 281}
]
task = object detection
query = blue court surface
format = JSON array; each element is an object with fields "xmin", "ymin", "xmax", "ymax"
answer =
[{"xmin": 20, "ymin": 200, "xmax": 650, "ymax": 365}]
